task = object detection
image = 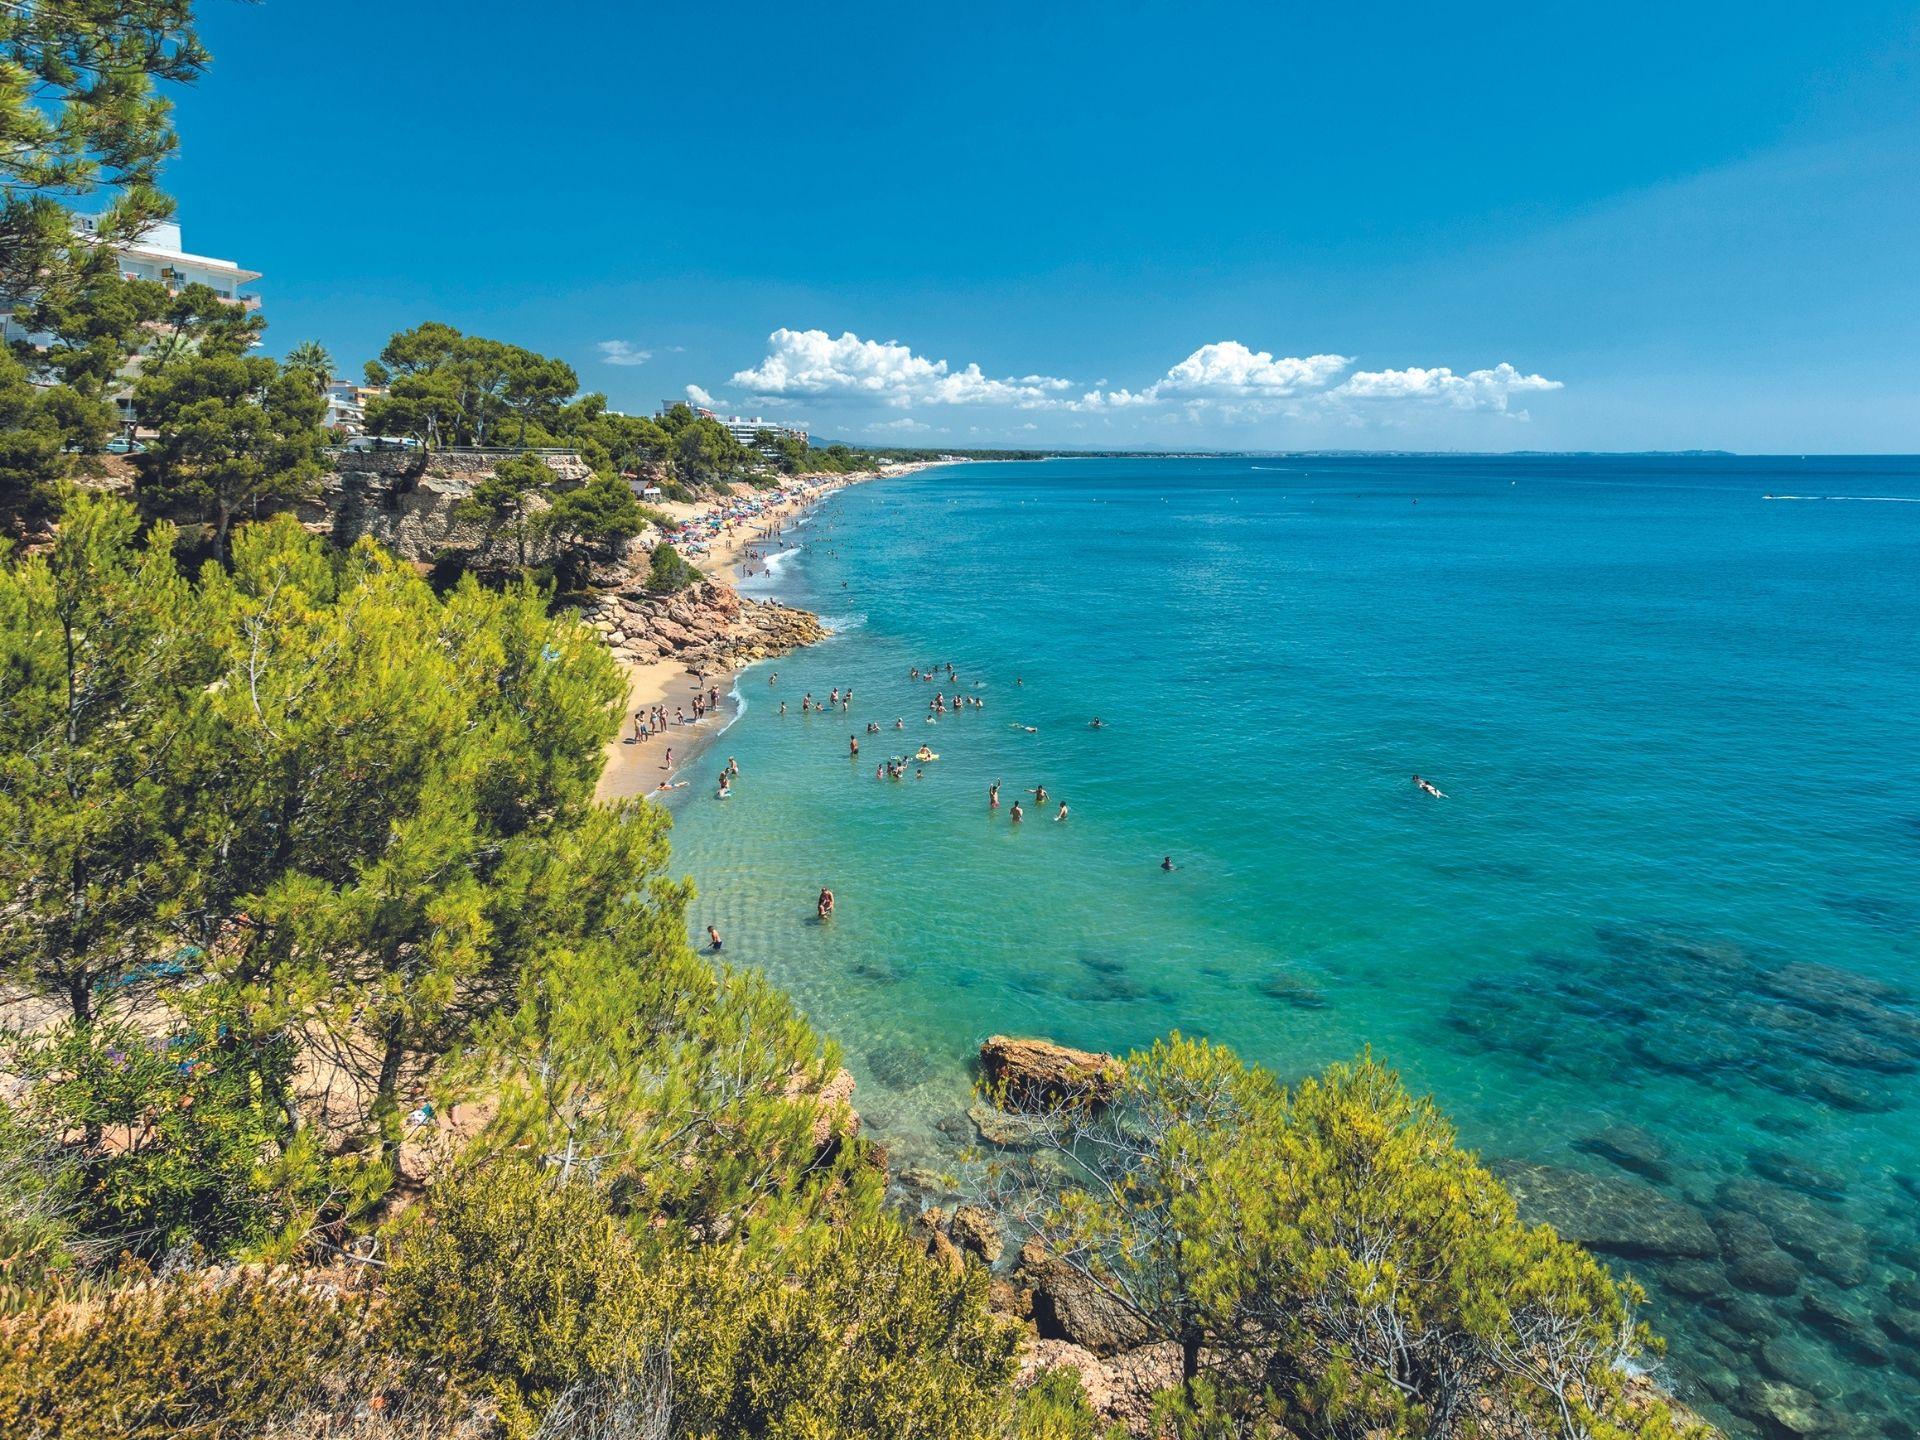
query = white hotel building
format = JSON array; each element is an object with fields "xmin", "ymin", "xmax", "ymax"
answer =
[{"xmin": 2, "ymin": 216, "xmax": 261, "ymax": 347}]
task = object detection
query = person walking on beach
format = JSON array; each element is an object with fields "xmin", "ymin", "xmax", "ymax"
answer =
[
  {"xmin": 817, "ymin": 888, "xmax": 835, "ymax": 919},
  {"xmin": 664, "ymin": 747, "xmax": 673, "ymax": 769}
]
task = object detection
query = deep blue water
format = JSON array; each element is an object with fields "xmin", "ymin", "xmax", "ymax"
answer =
[{"xmin": 660, "ymin": 456, "xmax": 1920, "ymax": 1436}]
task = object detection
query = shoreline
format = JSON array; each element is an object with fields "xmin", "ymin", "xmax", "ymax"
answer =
[{"xmin": 594, "ymin": 462, "xmax": 940, "ymax": 803}]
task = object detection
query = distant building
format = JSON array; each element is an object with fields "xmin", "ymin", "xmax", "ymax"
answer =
[
  {"xmin": 324, "ymin": 379, "xmax": 382, "ymax": 434},
  {"xmin": 660, "ymin": 402, "xmax": 809, "ymax": 450},
  {"xmin": 2, "ymin": 215, "xmax": 261, "ymax": 431}
]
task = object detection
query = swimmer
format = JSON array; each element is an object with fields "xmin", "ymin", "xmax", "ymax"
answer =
[
  {"xmin": 1161, "ymin": 856, "xmax": 1176, "ymax": 871},
  {"xmin": 707, "ymin": 925, "xmax": 723, "ymax": 952},
  {"xmin": 1030, "ymin": 785, "xmax": 1048, "ymax": 803},
  {"xmin": 817, "ymin": 888, "xmax": 835, "ymax": 919},
  {"xmin": 1412, "ymin": 774, "xmax": 1447, "ymax": 799},
  {"xmin": 1010, "ymin": 801, "xmax": 1024, "ymax": 823},
  {"xmin": 1089, "ymin": 718, "xmax": 1106, "ymax": 729},
  {"xmin": 1056, "ymin": 801, "xmax": 1069, "ymax": 822}
]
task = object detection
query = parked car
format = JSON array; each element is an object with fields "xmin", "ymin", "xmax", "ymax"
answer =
[
  {"xmin": 343, "ymin": 434, "xmax": 423, "ymax": 453},
  {"xmin": 105, "ymin": 436, "xmax": 145, "ymax": 455}
]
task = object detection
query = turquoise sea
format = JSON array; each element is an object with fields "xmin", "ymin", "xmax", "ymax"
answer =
[{"xmin": 659, "ymin": 456, "xmax": 1920, "ymax": 1437}]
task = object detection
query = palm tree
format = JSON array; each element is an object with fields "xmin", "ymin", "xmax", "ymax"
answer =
[{"xmin": 284, "ymin": 340, "xmax": 335, "ymax": 394}]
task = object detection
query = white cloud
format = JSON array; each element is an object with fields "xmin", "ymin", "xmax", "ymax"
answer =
[
  {"xmin": 731, "ymin": 329, "xmax": 1074, "ymax": 409},
  {"xmin": 1074, "ymin": 341, "xmax": 1351, "ymax": 411},
  {"xmin": 1075, "ymin": 343, "xmax": 1560, "ymax": 419},
  {"xmin": 597, "ymin": 340, "xmax": 652, "ymax": 367},
  {"xmin": 1332, "ymin": 362, "xmax": 1563, "ymax": 412},
  {"xmin": 685, "ymin": 384, "xmax": 716, "ymax": 407},
  {"xmin": 1158, "ymin": 342, "xmax": 1352, "ymax": 399}
]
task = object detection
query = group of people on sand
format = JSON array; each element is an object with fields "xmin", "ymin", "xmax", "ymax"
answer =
[{"xmin": 632, "ymin": 682, "xmax": 725, "ymax": 743}]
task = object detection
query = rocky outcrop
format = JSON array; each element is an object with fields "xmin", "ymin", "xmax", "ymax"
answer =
[
  {"xmin": 979, "ymin": 1035, "xmax": 1124, "ymax": 1110},
  {"xmin": 950, "ymin": 1204, "xmax": 1004, "ymax": 1264},
  {"xmin": 578, "ymin": 580, "xmax": 827, "ymax": 671},
  {"xmin": 302, "ymin": 449, "xmax": 595, "ymax": 564},
  {"xmin": 781, "ymin": 1065, "xmax": 860, "ymax": 1156},
  {"xmin": 1017, "ymin": 1237, "xmax": 1151, "ymax": 1356}
]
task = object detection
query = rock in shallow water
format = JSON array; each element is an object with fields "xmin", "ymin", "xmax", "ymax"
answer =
[
  {"xmin": 1738, "ymin": 1378, "xmax": 1831, "ymax": 1437},
  {"xmin": 1495, "ymin": 1160, "xmax": 1718, "ymax": 1259},
  {"xmin": 1576, "ymin": 1123, "xmax": 1672, "ymax": 1182}
]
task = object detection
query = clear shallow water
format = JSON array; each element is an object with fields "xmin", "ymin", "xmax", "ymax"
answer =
[{"xmin": 666, "ymin": 456, "xmax": 1920, "ymax": 1436}]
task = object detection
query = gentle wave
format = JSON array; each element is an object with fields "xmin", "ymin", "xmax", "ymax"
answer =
[{"xmin": 1763, "ymin": 494, "xmax": 1920, "ymax": 502}]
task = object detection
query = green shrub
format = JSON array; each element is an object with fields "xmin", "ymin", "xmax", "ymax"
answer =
[
  {"xmin": 386, "ymin": 1160, "xmax": 657, "ymax": 1438},
  {"xmin": 663, "ymin": 1205, "xmax": 1020, "ymax": 1440},
  {"xmin": 1014, "ymin": 1365, "xmax": 1126, "ymax": 1440},
  {"xmin": 0, "ymin": 1271, "xmax": 367, "ymax": 1440},
  {"xmin": 7, "ymin": 1018, "xmax": 301, "ymax": 1259},
  {"xmin": 645, "ymin": 542, "xmax": 701, "ymax": 594},
  {"xmin": 390, "ymin": 1160, "xmax": 1021, "ymax": 1440}
]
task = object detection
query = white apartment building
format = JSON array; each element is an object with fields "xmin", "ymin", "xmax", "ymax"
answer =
[
  {"xmin": 2, "ymin": 215, "xmax": 260, "ymax": 347},
  {"xmin": 80, "ymin": 214, "xmax": 262, "ymax": 308},
  {"xmin": 697, "ymin": 409, "xmax": 810, "ymax": 448},
  {"xmin": 2, "ymin": 216, "xmax": 261, "ymax": 431}
]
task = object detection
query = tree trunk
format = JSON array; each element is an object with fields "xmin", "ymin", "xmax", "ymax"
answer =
[
  {"xmin": 213, "ymin": 499, "xmax": 232, "ymax": 566},
  {"xmin": 1182, "ymin": 1329, "xmax": 1201, "ymax": 1385},
  {"xmin": 67, "ymin": 973, "xmax": 93, "ymax": 1027},
  {"xmin": 374, "ymin": 1030, "xmax": 408, "ymax": 1167}
]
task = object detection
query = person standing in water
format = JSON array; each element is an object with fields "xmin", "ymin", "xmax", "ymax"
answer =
[
  {"xmin": 1056, "ymin": 801, "xmax": 1069, "ymax": 822},
  {"xmin": 1010, "ymin": 801, "xmax": 1024, "ymax": 823},
  {"xmin": 706, "ymin": 925, "xmax": 723, "ymax": 952},
  {"xmin": 849, "ymin": 734, "xmax": 859, "ymax": 758},
  {"xmin": 817, "ymin": 888, "xmax": 835, "ymax": 919},
  {"xmin": 1161, "ymin": 855, "xmax": 1176, "ymax": 871},
  {"xmin": 989, "ymin": 780, "xmax": 1001, "ymax": 809}
]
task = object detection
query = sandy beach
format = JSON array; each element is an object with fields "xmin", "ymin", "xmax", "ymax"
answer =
[{"xmin": 594, "ymin": 462, "xmax": 944, "ymax": 802}]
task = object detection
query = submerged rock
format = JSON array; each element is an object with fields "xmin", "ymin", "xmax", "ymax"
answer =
[
  {"xmin": 1255, "ymin": 968, "xmax": 1327, "ymax": 1008},
  {"xmin": 1749, "ymin": 1148, "xmax": 1850, "ymax": 1200},
  {"xmin": 867, "ymin": 1041, "xmax": 935, "ymax": 1092},
  {"xmin": 1495, "ymin": 1161, "xmax": 1718, "ymax": 1259},
  {"xmin": 1576, "ymin": 1124, "xmax": 1673, "ymax": 1182},
  {"xmin": 1739, "ymin": 1378, "xmax": 1832, "ymax": 1437}
]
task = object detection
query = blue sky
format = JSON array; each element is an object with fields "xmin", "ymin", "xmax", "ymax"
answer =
[{"xmin": 169, "ymin": 2, "xmax": 1920, "ymax": 451}]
